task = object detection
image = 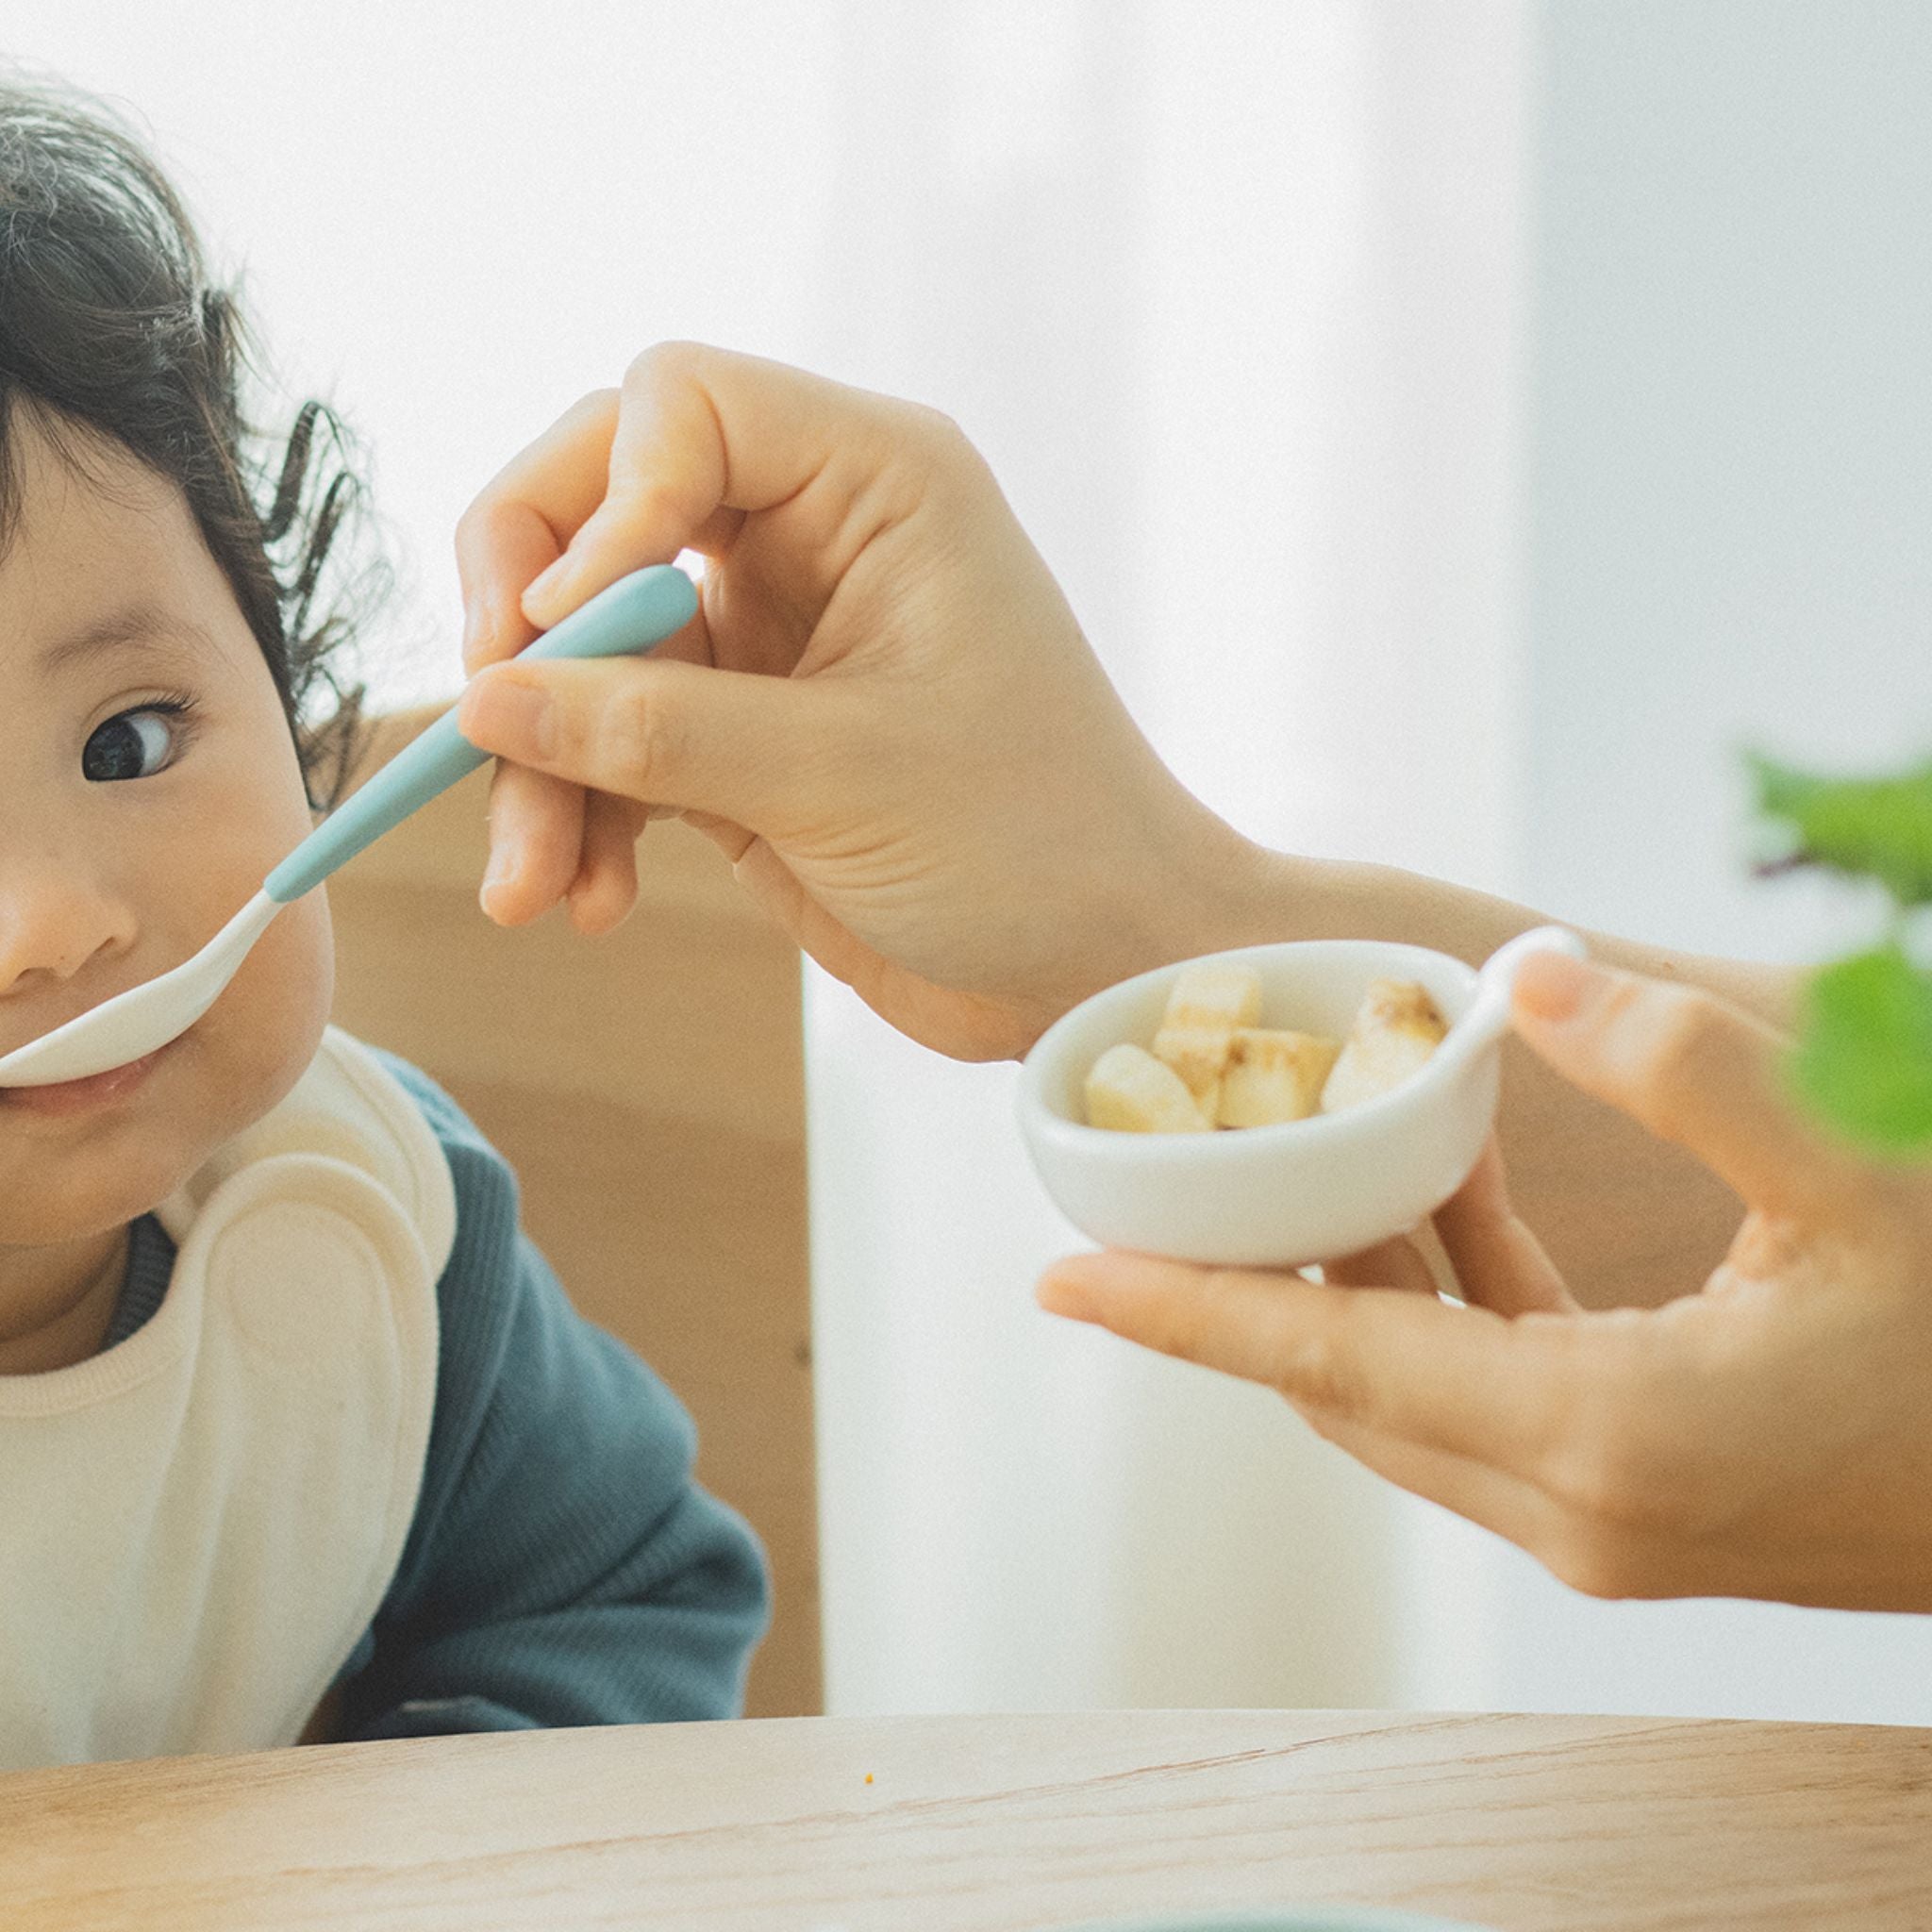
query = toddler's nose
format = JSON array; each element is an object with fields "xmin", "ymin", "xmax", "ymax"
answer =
[{"xmin": 0, "ymin": 859, "xmax": 137, "ymax": 1004}]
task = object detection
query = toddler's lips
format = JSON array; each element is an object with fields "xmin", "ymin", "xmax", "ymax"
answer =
[{"xmin": 0, "ymin": 1044, "xmax": 168, "ymax": 1116}]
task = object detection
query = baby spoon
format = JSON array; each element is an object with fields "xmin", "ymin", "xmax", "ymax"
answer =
[{"xmin": 0, "ymin": 564, "xmax": 698, "ymax": 1090}]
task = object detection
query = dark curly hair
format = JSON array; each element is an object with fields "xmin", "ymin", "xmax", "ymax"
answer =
[{"xmin": 0, "ymin": 74, "xmax": 376, "ymax": 809}]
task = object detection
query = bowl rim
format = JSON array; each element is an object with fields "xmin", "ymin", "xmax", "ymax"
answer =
[{"xmin": 1019, "ymin": 938, "xmax": 1485, "ymax": 1158}]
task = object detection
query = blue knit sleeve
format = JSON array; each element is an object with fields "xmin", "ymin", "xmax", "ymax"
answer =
[{"xmin": 330, "ymin": 1052, "xmax": 770, "ymax": 1740}]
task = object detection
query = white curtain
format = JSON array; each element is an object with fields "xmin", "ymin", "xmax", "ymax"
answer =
[{"xmin": 800, "ymin": 0, "xmax": 1527, "ymax": 1713}]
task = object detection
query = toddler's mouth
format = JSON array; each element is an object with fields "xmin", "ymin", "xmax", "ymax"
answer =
[{"xmin": 0, "ymin": 1044, "xmax": 169, "ymax": 1117}]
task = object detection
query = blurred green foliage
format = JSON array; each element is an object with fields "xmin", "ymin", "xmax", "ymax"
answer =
[{"xmin": 1752, "ymin": 753, "xmax": 1932, "ymax": 1152}]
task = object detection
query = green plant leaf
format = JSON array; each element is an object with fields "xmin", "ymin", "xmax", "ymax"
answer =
[
  {"xmin": 1790, "ymin": 945, "xmax": 1932, "ymax": 1153},
  {"xmin": 1748, "ymin": 750, "xmax": 1932, "ymax": 908}
]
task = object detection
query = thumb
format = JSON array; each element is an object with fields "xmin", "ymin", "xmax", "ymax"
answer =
[
  {"xmin": 457, "ymin": 653, "xmax": 837, "ymax": 830},
  {"xmin": 1510, "ymin": 950, "xmax": 1857, "ymax": 1218}
]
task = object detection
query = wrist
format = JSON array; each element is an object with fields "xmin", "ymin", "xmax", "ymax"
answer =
[
  {"xmin": 1127, "ymin": 820, "xmax": 1540, "ymax": 970},
  {"xmin": 1112, "ymin": 798, "xmax": 1313, "ymax": 972}
]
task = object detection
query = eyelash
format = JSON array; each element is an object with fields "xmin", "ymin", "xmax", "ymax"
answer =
[
  {"xmin": 125, "ymin": 692, "xmax": 201, "ymax": 746},
  {"xmin": 134, "ymin": 691, "xmax": 198, "ymax": 724}
]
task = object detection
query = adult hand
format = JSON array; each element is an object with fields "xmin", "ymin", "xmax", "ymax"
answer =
[
  {"xmin": 1040, "ymin": 950, "xmax": 1932, "ymax": 1611},
  {"xmin": 454, "ymin": 342, "xmax": 1258, "ymax": 1060}
]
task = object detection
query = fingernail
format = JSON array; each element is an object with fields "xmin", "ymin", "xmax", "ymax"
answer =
[
  {"xmin": 1513, "ymin": 949, "xmax": 1596, "ymax": 1024},
  {"xmin": 478, "ymin": 840, "xmax": 519, "ymax": 920},
  {"xmin": 459, "ymin": 674, "xmax": 557, "ymax": 762}
]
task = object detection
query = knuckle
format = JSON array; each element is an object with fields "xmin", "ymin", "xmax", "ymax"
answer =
[
  {"xmin": 619, "ymin": 474, "xmax": 692, "ymax": 534},
  {"xmin": 591, "ymin": 685, "xmax": 676, "ymax": 791},
  {"xmin": 1622, "ymin": 987, "xmax": 1727, "ymax": 1127},
  {"xmin": 1295, "ymin": 1401, "xmax": 1344, "ymax": 1444},
  {"xmin": 1542, "ymin": 1388, "xmax": 1690, "ymax": 1544},
  {"xmin": 910, "ymin": 400, "xmax": 968, "ymax": 447},
  {"xmin": 1543, "ymin": 1526, "xmax": 1646, "ymax": 1602},
  {"xmin": 925, "ymin": 411, "xmax": 991, "ymax": 485},
  {"xmin": 625, "ymin": 340, "xmax": 708, "ymax": 400},
  {"xmin": 1524, "ymin": 1327, "xmax": 1713, "ymax": 1601},
  {"xmin": 1647, "ymin": 984, "xmax": 1723, "ymax": 1067},
  {"xmin": 452, "ymin": 493, "xmax": 503, "ymax": 559},
  {"xmin": 884, "ymin": 396, "xmax": 976, "ymax": 469},
  {"xmin": 880, "ymin": 404, "xmax": 999, "ymax": 523},
  {"xmin": 1274, "ymin": 1320, "xmax": 1365, "ymax": 1419},
  {"xmin": 570, "ymin": 384, "xmax": 621, "ymax": 422},
  {"xmin": 1144, "ymin": 1305, "xmax": 1213, "ymax": 1367},
  {"xmin": 1548, "ymin": 1429, "xmax": 1658, "ymax": 1537}
]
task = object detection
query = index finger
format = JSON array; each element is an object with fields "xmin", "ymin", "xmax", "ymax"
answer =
[
  {"xmin": 513, "ymin": 341, "xmax": 939, "ymax": 632},
  {"xmin": 457, "ymin": 388, "xmax": 618, "ymax": 672},
  {"xmin": 1038, "ymin": 1250, "xmax": 1581, "ymax": 1475},
  {"xmin": 456, "ymin": 384, "xmax": 732, "ymax": 672}
]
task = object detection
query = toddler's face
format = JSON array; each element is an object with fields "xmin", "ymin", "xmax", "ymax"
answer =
[{"xmin": 0, "ymin": 411, "xmax": 333, "ymax": 1245}]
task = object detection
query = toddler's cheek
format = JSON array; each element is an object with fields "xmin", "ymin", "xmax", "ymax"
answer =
[{"xmin": 196, "ymin": 887, "xmax": 335, "ymax": 1138}]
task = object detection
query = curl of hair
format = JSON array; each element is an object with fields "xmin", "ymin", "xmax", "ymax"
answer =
[{"xmin": 0, "ymin": 74, "xmax": 382, "ymax": 808}]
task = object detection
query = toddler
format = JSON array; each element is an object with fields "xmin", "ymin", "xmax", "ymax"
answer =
[{"xmin": 0, "ymin": 76, "xmax": 766, "ymax": 1767}]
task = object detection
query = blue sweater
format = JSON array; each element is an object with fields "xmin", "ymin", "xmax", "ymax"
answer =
[{"xmin": 106, "ymin": 1052, "xmax": 770, "ymax": 1740}]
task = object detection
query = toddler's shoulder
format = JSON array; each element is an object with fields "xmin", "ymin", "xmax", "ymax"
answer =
[
  {"xmin": 359, "ymin": 1049, "xmax": 522, "ymax": 1213},
  {"xmin": 352, "ymin": 1047, "xmax": 533, "ymax": 1353},
  {"xmin": 362, "ymin": 1049, "xmax": 494, "ymax": 1162}
]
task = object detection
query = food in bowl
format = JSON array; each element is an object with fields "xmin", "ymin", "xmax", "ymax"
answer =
[
  {"xmin": 1083, "ymin": 960, "xmax": 1449, "ymax": 1133},
  {"xmin": 1025, "ymin": 928, "xmax": 1579, "ymax": 1265},
  {"xmin": 1218, "ymin": 1025, "xmax": 1342, "ymax": 1127},
  {"xmin": 1150, "ymin": 958, "xmax": 1262, "ymax": 1116},
  {"xmin": 1082, "ymin": 1043, "xmax": 1215, "ymax": 1134},
  {"xmin": 1320, "ymin": 977, "xmax": 1451, "ymax": 1116}
]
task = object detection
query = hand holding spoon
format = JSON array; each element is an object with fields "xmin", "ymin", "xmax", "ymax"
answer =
[{"xmin": 0, "ymin": 564, "xmax": 698, "ymax": 1090}]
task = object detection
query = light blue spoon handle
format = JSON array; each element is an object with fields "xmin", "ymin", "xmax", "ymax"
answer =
[{"xmin": 264, "ymin": 564, "xmax": 697, "ymax": 904}]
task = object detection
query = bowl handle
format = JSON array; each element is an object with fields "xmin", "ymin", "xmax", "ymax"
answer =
[{"xmin": 1443, "ymin": 924, "xmax": 1589, "ymax": 1060}]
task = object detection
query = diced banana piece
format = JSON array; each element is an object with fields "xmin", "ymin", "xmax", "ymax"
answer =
[
  {"xmin": 1151, "ymin": 961, "xmax": 1264, "ymax": 1114},
  {"xmin": 1150, "ymin": 1024, "xmax": 1233, "ymax": 1116},
  {"xmin": 1159, "ymin": 961, "xmax": 1263, "ymax": 1034},
  {"xmin": 1319, "ymin": 979, "xmax": 1449, "ymax": 1114},
  {"xmin": 1215, "ymin": 1028, "xmax": 1341, "ymax": 1128},
  {"xmin": 1085, "ymin": 1043, "xmax": 1213, "ymax": 1133}
]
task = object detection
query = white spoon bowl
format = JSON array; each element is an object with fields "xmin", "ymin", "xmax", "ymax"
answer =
[{"xmin": 1018, "ymin": 926, "xmax": 1583, "ymax": 1267}]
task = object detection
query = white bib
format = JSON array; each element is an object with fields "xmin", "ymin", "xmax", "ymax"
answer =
[{"xmin": 0, "ymin": 1026, "xmax": 452, "ymax": 1769}]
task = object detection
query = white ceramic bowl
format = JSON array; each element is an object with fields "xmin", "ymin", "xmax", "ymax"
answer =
[{"xmin": 1019, "ymin": 932, "xmax": 1579, "ymax": 1268}]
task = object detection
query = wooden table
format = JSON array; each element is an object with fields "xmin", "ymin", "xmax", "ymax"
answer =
[{"xmin": 3, "ymin": 1710, "xmax": 1928, "ymax": 1930}]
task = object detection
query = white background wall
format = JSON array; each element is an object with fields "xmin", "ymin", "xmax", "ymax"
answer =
[
  {"xmin": 800, "ymin": 0, "xmax": 1530, "ymax": 1715},
  {"xmin": 1480, "ymin": 0, "xmax": 1932, "ymax": 1725},
  {"xmin": 10, "ymin": 0, "xmax": 1932, "ymax": 1724}
]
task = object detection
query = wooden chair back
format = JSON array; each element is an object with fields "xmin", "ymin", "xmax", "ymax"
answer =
[{"xmin": 325, "ymin": 708, "xmax": 820, "ymax": 1718}]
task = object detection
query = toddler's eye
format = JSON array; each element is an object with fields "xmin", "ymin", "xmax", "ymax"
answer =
[{"xmin": 82, "ymin": 708, "xmax": 184, "ymax": 783}]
